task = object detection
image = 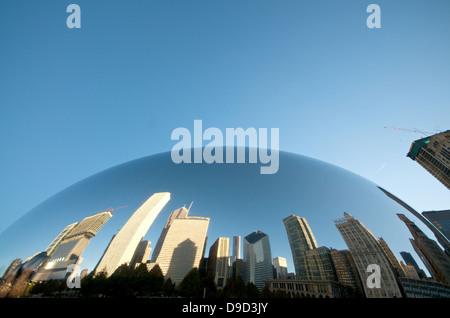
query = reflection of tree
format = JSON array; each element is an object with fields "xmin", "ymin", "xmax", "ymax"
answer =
[
  {"xmin": 146, "ymin": 264, "xmax": 164, "ymax": 295},
  {"xmin": 80, "ymin": 263, "xmax": 167, "ymax": 298},
  {"xmin": 105, "ymin": 264, "xmax": 135, "ymax": 297},
  {"xmin": 0, "ymin": 272, "xmax": 15, "ymax": 298},
  {"xmin": 27, "ymin": 279, "xmax": 66, "ymax": 297},
  {"xmin": 163, "ymin": 277, "xmax": 175, "ymax": 297},
  {"xmin": 177, "ymin": 268, "xmax": 202, "ymax": 298},
  {"xmin": 0, "ymin": 268, "xmax": 34, "ymax": 298},
  {"xmin": 246, "ymin": 282, "xmax": 260, "ymax": 298},
  {"xmin": 221, "ymin": 276, "xmax": 247, "ymax": 298},
  {"xmin": 3, "ymin": 262, "xmax": 278, "ymax": 298},
  {"xmin": 80, "ymin": 270, "xmax": 108, "ymax": 297}
]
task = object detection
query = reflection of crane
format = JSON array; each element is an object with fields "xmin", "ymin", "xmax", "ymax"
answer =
[
  {"xmin": 99, "ymin": 206, "xmax": 128, "ymax": 214},
  {"xmin": 384, "ymin": 126, "xmax": 433, "ymax": 136}
]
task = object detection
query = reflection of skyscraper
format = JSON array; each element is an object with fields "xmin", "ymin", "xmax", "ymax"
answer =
[
  {"xmin": 379, "ymin": 187, "xmax": 450, "ymax": 256},
  {"xmin": 401, "ymin": 262, "xmax": 421, "ymax": 280},
  {"xmin": 334, "ymin": 213, "xmax": 403, "ymax": 298},
  {"xmin": 150, "ymin": 206, "xmax": 209, "ymax": 284},
  {"xmin": 273, "ymin": 257, "xmax": 288, "ymax": 279},
  {"xmin": 422, "ymin": 210, "xmax": 450, "ymax": 243},
  {"xmin": 400, "ymin": 251, "xmax": 427, "ymax": 279},
  {"xmin": 407, "ymin": 130, "xmax": 450, "ymax": 190},
  {"xmin": 378, "ymin": 237, "xmax": 406, "ymax": 277},
  {"xmin": 129, "ymin": 240, "xmax": 151, "ymax": 269},
  {"xmin": 207, "ymin": 237, "xmax": 230, "ymax": 288},
  {"xmin": 45, "ymin": 223, "xmax": 78, "ymax": 256},
  {"xmin": 33, "ymin": 211, "xmax": 113, "ymax": 281},
  {"xmin": 330, "ymin": 249, "xmax": 365, "ymax": 298},
  {"xmin": 233, "ymin": 236, "xmax": 242, "ymax": 260},
  {"xmin": 243, "ymin": 230, "xmax": 273, "ymax": 290},
  {"xmin": 397, "ymin": 214, "xmax": 450, "ymax": 284},
  {"xmin": 304, "ymin": 246, "xmax": 337, "ymax": 281},
  {"xmin": 283, "ymin": 215, "xmax": 317, "ymax": 279},
  {"xmin": 95, "ymin": 192, "xmax": 170, "ymax": 276},
  {"xmin": 1, "ymin": 259, "xmax": 22, "ymax": 280},
  {"xmin": 229, "ymin": 236, "xmax": 241, "ymax": 277}
]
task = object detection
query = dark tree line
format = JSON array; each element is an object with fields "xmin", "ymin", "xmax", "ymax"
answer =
[
  {"xmin": 81, "ymin": 263, "xmax": 172, "ymax": 298},
  {"xmin": 26, "ymin": 264, "xmax": 287, "ymax": 298}
]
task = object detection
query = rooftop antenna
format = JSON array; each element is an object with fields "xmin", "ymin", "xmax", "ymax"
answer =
[{"xmin": 187, "ymin": 201, "xmax": 194, "ymax": 212}]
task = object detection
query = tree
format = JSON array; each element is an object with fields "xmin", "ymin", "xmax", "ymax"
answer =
[
  {"xmin": 177, "ymin": 268, "xmax": 202, "ymax": 298},
  {"xmin": 246, "ymin": 282, "xmax": 260, "ymax": 298},
  {"xmin": 163, "ymin": 277, "xmax": 175, "ymax": 297},
  {"xmin": 132, "ymin": 263, "xmax": 152, "ymax": 296},
  {"xmin": 147, "ymin": 264, "xmax": 164, "ymax": 296},
  {"xmin": 81, "ymin": 270, "xmax": 109, "ymax": 297},
  {"xmin": 201, "ymin": 275, "xmax": 217, "ymax": 298},
  {"xmin": 222, "ymin": 277, "xmax": 247, "ymax": 298},
  {"xmin": 107, "ymin": 263, "xmax": 135, "ymax": 297},
  {"xmin": 261, "ymin": 286, "xmax": 273, "ymax": 298}
]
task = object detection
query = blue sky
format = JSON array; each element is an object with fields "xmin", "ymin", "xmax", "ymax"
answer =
[{"xmin": 0, "ymin": 0, "xmax": 449, "ymax": 240}]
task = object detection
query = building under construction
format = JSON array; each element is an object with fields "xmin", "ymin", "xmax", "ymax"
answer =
[{"xmin": 407, "ymin": 130, "xmax": 450, "ymax": 190}]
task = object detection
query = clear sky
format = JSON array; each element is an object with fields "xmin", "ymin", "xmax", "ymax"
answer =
[{"xmin": 0, "ymin": 0, "xmax": 449, "ymax": 237}]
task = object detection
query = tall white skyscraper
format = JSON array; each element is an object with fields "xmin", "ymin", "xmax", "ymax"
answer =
[
  {"xmin": 334, "ymin": 212, "xmax": 403, "ymax": 298},
  {"xmin": 150, "ymin": 206, "xmax": 210, "ymax": 284},
  {"xmin": 95, "ymin": 192, "xmax": 170, "ymax": 277},
  {"xmin": 33, "ymin": 211, "xmax": 113, "ymax": 281}
]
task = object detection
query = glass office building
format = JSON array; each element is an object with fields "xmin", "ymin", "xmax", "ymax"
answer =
[{"xmin": 243, "ymin": 230, "xmax": 273, "ymax": 290}]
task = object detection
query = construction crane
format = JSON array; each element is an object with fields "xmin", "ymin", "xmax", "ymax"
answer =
[
  {"xmin": 98, "ymin": 206, "xmax": 128, "ymax": 214},
  {"xmin": 384, "ymin": 126, "xmax": 433, "ymax": 136}
]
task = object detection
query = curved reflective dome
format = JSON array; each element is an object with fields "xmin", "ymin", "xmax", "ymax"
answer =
[{"xmin": 0, "ymin": 149, "xmax": 426, "ymax": 276}]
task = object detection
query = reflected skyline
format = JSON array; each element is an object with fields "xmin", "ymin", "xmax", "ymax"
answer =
[{"xmin": 0, "ymin": 148, "xmax": 440, "ymax": 282}]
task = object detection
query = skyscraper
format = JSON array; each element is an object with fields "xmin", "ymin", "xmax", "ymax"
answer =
[
  {"xmin": 422, "ymin": 210, "xmax": 450, "ymax": 243},
  {"xmin": 94, "ymin": 192, "xmax": 170, "ymax": 277},
  {"xmin": 243, "ymin": 230, "xmax": 273, "ymax": 290},
  {"xmin": 150, "ymin": 206, "xmax": 210, "ymax": 284},
  {"xmin": 273, "ymin": 257, "xmax": 288, "ymax": 280},
  {"xmin": 129, "ymin": 240, "xmax": 151, "ymax": 269},
  {"xmin": 397, "ymin": 213, "xmax": 450, "ymax": 284},
  {"xmin": 1, "ymin": 259, "xmax": 22, "ymax": 280},
  {"xmin": 407, "ymin": 130, "xmax": 450, "ymax": 190},
  {"xmin": 283, "ymin": 215, "xmax": 318, "ymax": 279},
  {"xmin": 303, "ymin": 246, "xmax": 337, "ymax": 281},
  {"xmin": 330, "ymin": 249, "xmax": 365, "ymax": 298},
  {"xmin": 45, "ymin": 223, "xmax": 78, "ymax": 256},
  {"xmin": 400, "ymin": 251, "xmax": 427, "ymax": 279},
  {"xmin": 378, "ymin": 237, "xmax": 406, "ymax": 277},
  {"xmin": 33, "ymin": 210, "xmax": 113, "ymax": 281},
  {"xmin": 233, "ymin": 236, "xmax": 242, "ymax": 260},
  {"xmin": 207, "ymin": 237, "xmax": 230, "ymax": 288},
  {"xmin": 378, "ymin": 187, "xmax": 450, "ymax": 257},
  {"xmin": 401, "ymin": 263, "xmax": 421, "ymax": 280},
  {"xmin": 334, "ymin": 212, "xmax": 403, "ymax": 298}
]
